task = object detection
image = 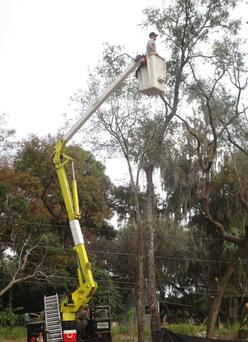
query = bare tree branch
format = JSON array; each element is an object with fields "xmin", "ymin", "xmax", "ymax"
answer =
[{"xmin": 0, "ymin": 238, "xmax": 46, "ymax": 298}]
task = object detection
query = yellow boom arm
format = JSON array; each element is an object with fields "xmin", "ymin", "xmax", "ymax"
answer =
[
  {"xmin": 53, "ymin": 55, "xmax": 145, "ymax": 322},
  {"xmin": 53, "ymin": 139, "xmax": 97, "ymax": 322}
]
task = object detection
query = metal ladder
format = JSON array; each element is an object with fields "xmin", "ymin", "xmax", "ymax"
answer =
[{"xmin": 44, "ymin": 294, "xmax": 63, "ymax": 342}]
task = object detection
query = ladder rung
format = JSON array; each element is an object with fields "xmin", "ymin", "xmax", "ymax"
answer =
[
  {"xmin": 46, "ymin": 304, "xmax": 57, "ymax": 308},
  {"xmin": 46, "ymin": 300, "xmax": 58, "ymax": 303},
  {"xmin": 49, "ymin": 333, "xmax": 61, "ymax": 336},
  {"xmin": 47, "ymin": 325, "xmax": 61, "ymax": 329},
  {"xmin": 44, "ymin": 294, "xmax": 62, "ymax": 342},
  {"xmin": 45, "ymin": 295, "xmax": 57, "ymax": 299},
  {"xmin": 49, "ymin": 328, "xmax": 61, "ymax": 331}
]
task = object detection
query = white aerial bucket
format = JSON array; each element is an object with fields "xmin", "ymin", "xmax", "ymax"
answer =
[{"xmin": 137, "ymin": 55, "xmax": 166, "ymax": 96}]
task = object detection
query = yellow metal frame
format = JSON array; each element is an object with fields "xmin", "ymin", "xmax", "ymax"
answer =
[
  {"xmin": 53, "ymin": 139, "xmax": 97, "ymax": 322},
  {"xmin": 51, "ymin": 56, "xmax": 145, "ymax": 323}
]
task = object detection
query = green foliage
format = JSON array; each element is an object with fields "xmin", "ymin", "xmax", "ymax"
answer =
[
  {"xmin": 165, "ymin": 323, "xmax": 202, "ymax": 336},
  {"xmin": 0, "ymin": 134, "xmax": 117, "ymax": 318},
  {"xmin": 13, "ymin": 135, "xmax": 114, "ymax": 236},
  {"xmin": 90, "ymin": 267, "xmax": 122, "ymax": 320},
  {"xmin": 0, "ymin": 307, "xmax": 24, "ymax": 328},
  {"xmin": 0, "ymin": 326, "xmax": 25, "ymax": 341},
  {"xmin": 112, "ymin": 324, "xmax": 131, "ymax": 336},
  {"xmin": 214, "ymin": 322, "xmax": 240, "ymax": 339},
  {"xmin": 0, "ymin": 113, "xmax": 15, "ymax": 158},
  {"xmin": 1, "ymin": 1, "xmax": 248, "ymax": 334},
  {"xmin": 111, "ymin": 185, "xmax": 146, "ymax": 221},
  {"xmin": 165, "ymin": 322, "xmax": 240, "ymax": 340},
  {"xmin": 127, "ymin": 307, "xmax": 136, "ymax": 328},
  {"xmin": 112, "ymin": 322, "xmax": 150, "ymax": 339}
]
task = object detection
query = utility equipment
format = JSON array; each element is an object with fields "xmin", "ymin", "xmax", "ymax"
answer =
[
  {"xmin": 52, "ymin": 54, "xmax": 147, "ymax": 342},
  {"xmin": 137, "ymin": 54, "xmax": 166, "ymax": 96},
  {"xmin": 26, "ymin": 53, "xmax": 166, "ymax": 342}
]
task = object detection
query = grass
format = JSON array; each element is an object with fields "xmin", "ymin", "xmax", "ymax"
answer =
[
  {"xmin": 0, "ymin": 322, "xmax": 241, "ymax": 341},
  {"xmin": 164, "ymin": 322, "xmax": 203, "ymax": 336},
  {"xmin": 112, "ymin": 324, "xmax": 149, "ymax": 336},
  {"xmin": 214, "ymin": 322, "xmax": 240, "ymax": 340},
  {"xmin": 0, "ymin": 326, "xmax": 26, "ymax": 341},
  {"xmin": 112, "ymin": 324, "xmax": 151, "ymax": 341},
  {"xmin": 164, "ymin": 322, "xmax": 240, "ymax": 340}
]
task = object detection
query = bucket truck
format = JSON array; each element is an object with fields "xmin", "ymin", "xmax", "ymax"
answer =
[
  {"xmin": 26, "ymin": 53, "xmax": 166, "ymax": 342},
  {"xmin": 27, "ymin": 55, "xmax": 146, "ymax": 342},
  {"xmin": 51, "ymin": 54, "xmax": 148, "ymax": 342}
]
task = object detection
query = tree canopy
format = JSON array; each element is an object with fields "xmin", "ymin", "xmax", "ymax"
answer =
[{"xmin": 1, "ymin": 1, "xmax": 248, "ymax": 340}]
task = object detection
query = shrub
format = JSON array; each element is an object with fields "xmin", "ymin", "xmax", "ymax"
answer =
[{"xmin": 0, "ymin": 308, "xmax": 24, "ymax": 328}]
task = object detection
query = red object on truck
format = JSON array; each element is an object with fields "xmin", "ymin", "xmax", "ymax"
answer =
[{"xmin": 63, "ymin": 329, "xmax": 77, "ymax": 342}]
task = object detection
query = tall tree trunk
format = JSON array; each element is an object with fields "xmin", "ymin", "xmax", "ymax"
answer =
[
  {"xmin": 145, "ymin": 165, "xmax": 161, "ymax": 342},
  {"xmin": 136, "ymin": 220, "xmax": 145, "ymax": 342},
  {"xmin": 132, "ymin": 184, "xmax": 145, "ymax": 342},
  {"xmin": 206, "ymin": 249, "xmax": 241, "ymax": 338},
  {"xmin": 125, "ymin": 153, "xmax": 146, "ymax": 342},
  {"xmin": 229, "ymin": 297, "xmax": 239, "ymax": 323}
]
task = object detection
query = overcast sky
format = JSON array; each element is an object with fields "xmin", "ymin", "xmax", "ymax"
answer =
[
  {"xmin": 0, "ymin": 0, "xmax": 161, "ymax": 140},
  {"xmin": 1, "ymin": 1, "xmax": 247, "ymax": 184}
]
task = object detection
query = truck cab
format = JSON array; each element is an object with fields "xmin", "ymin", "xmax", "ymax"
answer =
[{"xmin": 92, "ymin": 305, "xmax": 112, "ymax": 342}]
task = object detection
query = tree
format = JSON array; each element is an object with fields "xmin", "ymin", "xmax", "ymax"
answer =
[
  {"xmin": 72, "ymin": 44, "xmax": 159, "ymax": 341},
  {"xmin": 0, "ymin": 113, "xmax": 15, "ymax": 161},
  {"xmin": 0, "ymin": 165, "xmax": 54, "ymax": 299},
  {"xmin": 91, "ymin": 267, "xmax": 122, "ymax": 320},
  {"xmin": 67, "ymin": 2, "xmax": 247, "ymax": 340},
  {"xmin": 141, "ymin": 0, "xmax": 247, "ymax": 337},
  {"xmin": 13, "ymin": 135, "xmax": 114, "ymax": 241},
  {"xmin": 0, "ymin": 134, "xmax": 116, "ymax": 315}
]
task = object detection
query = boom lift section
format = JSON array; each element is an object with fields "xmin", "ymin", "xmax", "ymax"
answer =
[{"xmin": 53, "ymin": 55, "xmax": 145, "ymax": 325}]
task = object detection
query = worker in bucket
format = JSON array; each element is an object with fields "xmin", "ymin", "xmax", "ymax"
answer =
[
  {"xmin": 146, "ymin": 32, "xmax": 159, "ymax": 56},
  {"xmin": 135, "ymin": 31, "xmax": 159, "ymax": 78}
]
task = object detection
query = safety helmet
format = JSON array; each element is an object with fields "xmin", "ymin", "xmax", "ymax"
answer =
[{"xmin": 149, "ymin": 32, "xmax": 158, "ymax": 38}]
